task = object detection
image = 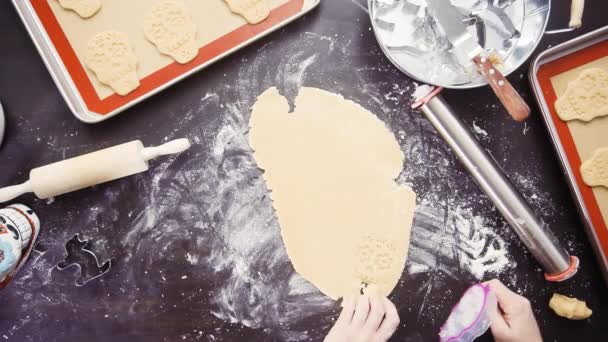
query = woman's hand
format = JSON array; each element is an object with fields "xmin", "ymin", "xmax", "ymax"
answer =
[
  {"xmin": 324, "ymin": 294, "xmax": 400, "ymax": 342},
  {"xmin": 485, "ymin": 279, "xmax": 543, "ymax": 342}
]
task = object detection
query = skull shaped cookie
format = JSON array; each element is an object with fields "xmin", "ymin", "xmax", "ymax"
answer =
[
  {"xmin": 555, "ymin": 68, "xmax": 608, "ymax": 122},
  {"xmin": 224, "ymin": 0, "xmax": 270, "ymax": 24},
  {"xmin": 85, "ymin": 31, "xmax": 140, "ymax": 96},
  {"xmin": 57, "ymin": 0, "xmax": 102, "ymax": 19},
  {"xmin": 144, "ymin": 1, "xmax": 198, "ymax": 64},
  {"xmin": 581, "ymin": 147, "xmax": 608, "ymax": 188}
]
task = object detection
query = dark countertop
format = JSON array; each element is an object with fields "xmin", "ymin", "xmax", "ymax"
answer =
[{"xmin": 0, "ymin": 1, "xmax": 607, "ymax": 341}]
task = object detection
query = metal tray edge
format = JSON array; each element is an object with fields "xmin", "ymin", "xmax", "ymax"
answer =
[
  {"xmin": 12, "ymin": 0, "xmax": 90, "ymax": 121},
  {"xmin": 529, "ymin": 25, "xmax": 608, "ymax": 284},
  {"xmin": 14, "ymin": 0, "xmax": 321, "ymax": 124}
]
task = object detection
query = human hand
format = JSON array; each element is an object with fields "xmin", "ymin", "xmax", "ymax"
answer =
[
  {"xmin": 324, "ymin": 294, "xmax": 400, "ymax": 342},
  {"xmin": 485, "ymin": 279, "xmax": 543, "ymax": 342}
]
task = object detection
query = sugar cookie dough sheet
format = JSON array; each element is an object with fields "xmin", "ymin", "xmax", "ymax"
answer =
[{"xmin": 249, "ymin": 87, "xmax": 416, "ymax": 300}]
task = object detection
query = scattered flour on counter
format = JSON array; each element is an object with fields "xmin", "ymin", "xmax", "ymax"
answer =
[
  {"xmin": 409, "ymin": 202, "xmax": 514, "ymax": 281},
  {"xmin": 3, "ymin": 30, "xmax": 525, "ymax": 342},
  {"xmin": 472, "ymin": 121, "xmax": 489, "ymax": 138},
  {"xmin": 523, "ymin": 122, "xmax": 531, "ymax": 135},
  {"xmin": 283, "ymin": 52, "xmax": 318, "ymax": 89},
  {"xmin": 185, "ymin": 252, "xmax": 199, "ymax": 265},
  {"xmin": 510, "ymin": 169, "xmax": 559, "ymax": 218}
]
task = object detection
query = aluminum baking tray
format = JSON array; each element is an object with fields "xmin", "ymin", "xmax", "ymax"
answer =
[
  {"xmin": 529, "ymin": 25, "xmax": 608, "ymax": 284},
  {"xmin": 13, "ymin": 0, "xmax": 320, "ymax": 123}
]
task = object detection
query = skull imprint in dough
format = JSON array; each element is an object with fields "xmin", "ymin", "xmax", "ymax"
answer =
[
  {"xmin": 555, "ymin": 68, "xmax": 608, "ymax": 122},
  {"xmin": 224, "ymin": 0, "xmax": 270, "ymax": 24},
  {"xmin": 144, "ymin": 1, "xmax": 198, "ymax": 64},
  {"xmin": 354, "ymin": 235, "xmax": 400, "ymax": 293},
  {"xmin": 85, "ymin": 31, "xmax": 140, "ymax": 96},
  {"xmin": 57, "ymin": 0, "xmax": 102, "ymax": 18},
  {"xmin": 581, "ymin": 147, "xmax": 608, "ymax": 188}
]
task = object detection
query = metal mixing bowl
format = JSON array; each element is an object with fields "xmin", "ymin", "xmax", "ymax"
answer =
[{"xmin": 369, "ymin": 0, "xmax": 550, "ymax": 89}]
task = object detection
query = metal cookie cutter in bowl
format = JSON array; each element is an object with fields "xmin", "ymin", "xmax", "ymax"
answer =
[
  {"xmin": 369, "ymin": 0, "xmax": 552, "ymax": 120},
  {"xmin": 369, "ymin": 0, "xmax": 550, "ymax": 89}
]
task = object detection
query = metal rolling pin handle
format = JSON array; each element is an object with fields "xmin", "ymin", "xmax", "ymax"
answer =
[{"xmin": 411, "ymin": 85, "xmax": 579, "ymax": 282}]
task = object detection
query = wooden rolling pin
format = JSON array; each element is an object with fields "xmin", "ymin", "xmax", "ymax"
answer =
[{"xmin": 0, "ymin": 138, "xmax": 191, "ymax": 203}]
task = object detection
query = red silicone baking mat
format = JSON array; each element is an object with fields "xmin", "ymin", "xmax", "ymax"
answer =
[
  {"xmin": 22, "ymin": 0, "xmax": 310, "ymax": 121},
  {"xmin": 536, "ymin": 38, "xmax": 608, "ymax": 263}
]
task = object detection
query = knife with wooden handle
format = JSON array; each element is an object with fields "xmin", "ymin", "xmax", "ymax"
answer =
[{"xmin": 426, "ymin": 0, "xmax": 530, "ymax": 121}]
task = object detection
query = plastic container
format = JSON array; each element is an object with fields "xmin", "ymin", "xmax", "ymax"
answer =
[{"xmin": 439, "ymin": 283, "xmax": 497, "ymax": 342}]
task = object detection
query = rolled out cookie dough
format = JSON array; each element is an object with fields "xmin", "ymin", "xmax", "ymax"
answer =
[
  {"xmin": 581, "ymin": 147, "xmax": 608, "ymax": 188},
  {"xmin": 57, "ymin": 0, "xmax": 102, "ymax": 19},
  {"xmin": 223, "ymin": 0, "xmax": 270, "ymax": 24},
  {"xmin": 85, "ymin": 31, "xmax": 140, "ymax": 96},
  {"xmin": 555, "ymin": 68, "xmax": 608, "ymax": 122},
  {"xmin": 143, "ymin": 1, "xmax": 199, "ymax": 64},
  {"xmin": 249, "ymin": 87, "xmax": 417, "ymax": 300}
]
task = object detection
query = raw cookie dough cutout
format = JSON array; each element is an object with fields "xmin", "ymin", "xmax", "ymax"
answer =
[
  {"xmin": 549, "ymin": 293, "xmax": 592, "ymax": 320},
  {"xmin": 224, "ymin": 0, "xmax": 270, "ymax": 24},
  {"xmin": 144, "ymin": 1, "xmax": 198, "ymax": 64},
  {"xmin": 249, "ymin": 87, "xmax": 417, "ymax": 300},
  {"xmin": 581, "ymin": 147, "xmax": 608, "ymax": 188},
  {"xmin": 555, "ymin": 68, "xmax": 608, "ymax": 122},
  {"xmin": 354, "ymin": 234, "xmax": 402, "ymax": 295},
  {"xmin": 57, "ymin": 0, "xmax": 102, "ymax": 19},
  {"xmin": 85, "ymin": 31, "xmax": 140, "ymax": 96}
]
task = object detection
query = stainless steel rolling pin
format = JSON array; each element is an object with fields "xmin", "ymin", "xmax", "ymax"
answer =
[{"xmin": 412, "ymin": 86, "xmax": 578, "ymax": 281}]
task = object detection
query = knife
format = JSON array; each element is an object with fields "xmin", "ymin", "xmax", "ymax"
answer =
[
  {"xmin": 0, "ymin": 101, "xmax": 5, "ymax": 148},
  {"xmin": 426, "ymin": 0, "xmax": 530, "ymax": 122}
]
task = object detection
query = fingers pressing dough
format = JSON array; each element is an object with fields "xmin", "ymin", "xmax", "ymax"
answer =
[
  {"xmin": 581, "ymin": 147, "xmax": 608, "ymax": 188},
  {"xmin": 57, "ymin": 0, "xmax": 102, "ymax": 19},
  {"xmin": 224, "ymin": 0, "xmax": 270, "ymax": 24},
  {"xmin": 85, "ymin": 31, "xmax": 140, "ymax": 96},
  {"xmin": 555, "ymin": 68, "xmax": 608, "ymax": 122},
  {"xmin": 144, "ymin": 1, "xmax": 199, "ymax": 64}
]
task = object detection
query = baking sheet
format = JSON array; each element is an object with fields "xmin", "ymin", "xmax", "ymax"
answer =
[
  {"xmin": 47, "ymin": 0, "xmax": 289, "ymax": 100},
  {"xmin": 17, "ymin": 0, "xmax": 316, "ymax": 122},
  {"xmin": 533, "ymin": 32, "xmax": 608, "ymax": 279},
  {"xmin": 550, "ymin": 57, "xmax": 608, "ymax": 225}
]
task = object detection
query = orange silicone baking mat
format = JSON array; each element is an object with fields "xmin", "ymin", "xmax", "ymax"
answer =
[
  {"xmin": 536, "ymin": 39, "xmax": 608, "ymax": 260},
  {"xmin": 31, "ymin": 0, "xmax": 304, "ymax": 115}
]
